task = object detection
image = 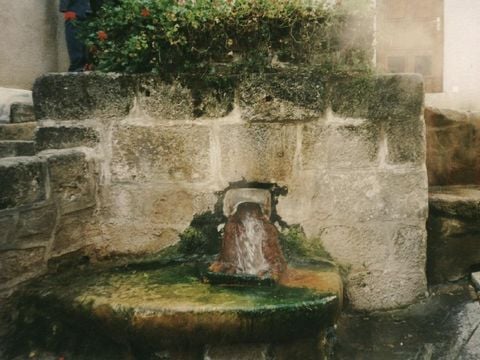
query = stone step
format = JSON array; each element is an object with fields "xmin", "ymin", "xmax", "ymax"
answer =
[
  {"xmin": 10, "ymin": 102, "xmax": 35, "ymax": 123},
  {"xmin": 0, "ymin": 140, "xmax": 35, "ymax": 158},
  {"xmin": 427, "ymin": 185, "xmax": 480, "ymax": 283},
  {"xmin": 0, "ymin": 122, "xmax": 36, "ymax": 141}
]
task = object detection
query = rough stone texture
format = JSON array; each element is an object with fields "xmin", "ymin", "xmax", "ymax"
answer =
[
  {"xmin": 0, "ymin": 214, "xmax": 17, "ymax": 249},
  {"xmin": 425, "ymin": 107, "xmax": 480, "ymax": 186},
  {"xmin": 239, "ymin": 72, "xmax": 326, "ymax": 122},
  {"xmin": 33, "ymin": 73, "xmax": 136, "ymax": 121},
  {"xmin": 0, "ymin": 157, "xmax": 47, "ymax": 210},
  {"xmin": 135, "ymin": 77, "xmax": 195, "ymax": 120},
  {"xmin": 10, "ymin": 103, "xmax": 35, "ymax": 123},
  {"xmin": 218, "ymin": 123, "xmax": 297, "ymax": 183},
  {"xmin": 95, "ymin": 185, "xmax": 215, "ymax": 255},
  {"xmin": 16, "ymin": 204, "xmax": 57, "ymax": 245},
  {"xmin": 36, "ymin": 126, "xmax": 99, "ymax": 151},
  {"xmin": 0, "ymin": 141, "xmax": 35, "ymax": 158},
  {"xmin": 334, "ymin": 288, "xmax": 480, "ymax": 359},
  {"xmin": 428, "ymin": 186, "xmax": 480, "ymax": 283},
  {"xmin": 0, "ymin": 247, "xmax": 46, "ymax": 288},
  {"xmin": 111, "ymin": 124, "xmax": 211, "ymax": 183},
  {"xmin": 52, "ymin": 207, "xmax": 97, "ymax": 256},
  {"xmin": 41, "ymin": 148, "xmax": 96, "ymax": 215},
  {"xmin": 0, "ymin": 123, "xmax": 36, "ymax": 141}
]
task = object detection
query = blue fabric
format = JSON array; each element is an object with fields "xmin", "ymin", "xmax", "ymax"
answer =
[
  {"xmin": 65, "ymin": 19, "xmax": 87, "ymax": 71},
  {"xmin": 59, "ymin": 0, "xmax": 92, "ymax": 18}
]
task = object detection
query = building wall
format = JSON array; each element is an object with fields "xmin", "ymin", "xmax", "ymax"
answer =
[
  {"xmin": 424, "ymin": 0, "xmax": 480, "ymax": 111},
  {"xmin": 0, "ymin": 0, "xmax": 68, "ymax": 90}
]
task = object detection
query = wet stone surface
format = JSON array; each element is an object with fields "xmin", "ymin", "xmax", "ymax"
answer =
[{"xmin": 334, "ymin": 285, "xmax": 480, "ymax": 360}]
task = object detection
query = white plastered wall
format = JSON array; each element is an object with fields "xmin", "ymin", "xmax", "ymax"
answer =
[{"xmin": 426, "ymin": 0, "xmax": 480, "ymax": 111}]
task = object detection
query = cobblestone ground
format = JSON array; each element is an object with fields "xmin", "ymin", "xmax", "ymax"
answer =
[{"xmin": 334, "ymin": 284, "xmax": 480, "ymax": 360}]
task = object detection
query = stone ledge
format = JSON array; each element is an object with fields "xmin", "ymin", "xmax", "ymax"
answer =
[
  {"xmin": 429, "ymin": 185, "xmax": 480, "ymax": 218},
  {"xmin": 0, "ymin": 156, "xmax": 47, "ymax": 210},
  {"xmin": 35, "ymin": 125, "xmax": 99, "ymax": 151}
]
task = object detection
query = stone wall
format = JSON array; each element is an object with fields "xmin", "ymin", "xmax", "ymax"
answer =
[
  {"xmin": 0, "ymin": 148, "xmax": 97, "ymax": 291},
  {"xmin": 1, "ymin": 70, "xmax": 427, "ymax": 310}
]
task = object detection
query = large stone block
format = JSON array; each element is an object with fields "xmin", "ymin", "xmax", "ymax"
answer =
[
  {"xmin": 301, "ymin": 118, "xmax": 380, "ymax": 170},
  {"xmin": 41, "ymin": 149, "xmax": 96, "ymax": 214},
  {"xmin": 239, "ymin": 71, "xmax": 327, "ymax": 122},
  {"xmin": 0, "ymin": 247, "xmax": 45, "ymax": 288},
  {"xmin": 0, "ymin": 122, "xmax": 36, "ymax": 140},
  {"xmin": 16, "ymin": 204, "xmax": 57, "ymax": 244},
  {"xmin": 111, "ymin": 124, "xmax": 211, "ymax": 183},
  {"xmin": 218, "ymin": 123, "xmax": 297, "ymax": 183},
  {"xmin": 52, "ymin": 207, "xmax": 97, "ymax": 255},
  {"xmin": 135, "ymin": 77, "xmax": 195, "ymax": 120},
  {"xmin": 286, "ymin": 169, "xmax": 427, "ymax": 224},
  {"xmin": 0, "ymin": 213, "xmax": 17, "ymax": 249},
  {"xmin": 10, "ymin": 103, "xmax": 35, "ymax": 123},
  {"xmin": 33, "ymin": 73, "xmax": 136, "ymax": 120},
  {"xmin": 385, "ymin": 116, "xmax": 425, "ymax": 165},
  {"xmin": 36, "ymin": 125, "xmax": 99, "ymax": 151},
  {"xmin": 0, "ymin": 157, "xmax": 47, "ymax": 210},
  {"xmin": 330, "ymin": 74, "xmax": 424, "ymax": 122},
  {"xmin": 318, "ymin": 222, "xmax": 426, "ymax": 310},
  {"xmin": 0, "ymin": 140, "xmax": 35, "ymax": 158}
]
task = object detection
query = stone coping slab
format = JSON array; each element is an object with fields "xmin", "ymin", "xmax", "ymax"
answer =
[{"xmin": 429, "ymin": 185, "xmax": 480, "ymax": 218}]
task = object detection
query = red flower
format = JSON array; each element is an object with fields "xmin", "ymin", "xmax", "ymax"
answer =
[
  {"xmin": 141, "ymin": 8, "xmax": 150, "ymax": 17},
  {"xmin": 97, "ymin": 31, "xmax": 108, "ymax": 41}
]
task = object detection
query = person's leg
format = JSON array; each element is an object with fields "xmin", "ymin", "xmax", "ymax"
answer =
[{"xmin": 65, "ymin": 20, "xmax": 87, "ymax": 72}]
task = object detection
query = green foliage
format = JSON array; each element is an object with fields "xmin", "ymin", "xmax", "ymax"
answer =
[
  {"xmin": 178, "ymin": 211, "xmax": 222, "ymax": 255},
  {"xmin": 80, "ymin": 0, "xmax": 372, "ymax": 75},
  {"xmin": 279, "ymin": 225, "xmax": 332, "ymax": 262}
]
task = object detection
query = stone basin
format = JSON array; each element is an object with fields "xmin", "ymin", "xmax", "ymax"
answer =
[{"xmin": 8, "ymin": 262, "xmax": 342, "ymax": 355}]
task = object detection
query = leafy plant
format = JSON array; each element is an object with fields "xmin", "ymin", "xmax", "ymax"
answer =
[{"xmin": 80, "ymin": 0, "xmax": 372, "ymax": 75}]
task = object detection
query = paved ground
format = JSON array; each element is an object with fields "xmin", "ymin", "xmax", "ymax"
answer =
[{"xmin": 334, "ymin": 284, "xmax": 480, "ymax": 360}]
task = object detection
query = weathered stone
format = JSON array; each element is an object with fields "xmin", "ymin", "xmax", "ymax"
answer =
[
  {"xmin": 33, "ymin": 73, "xmax": 136, "ymax": 120},
  {"xmin": 319, "ymin": 223, "xmax": 426, "ymax": 310},
  {"xmin": 111, "ymin": 124, "xmax": 211, "ymax": 183},
  {"xmin": 96, "ymin": 185, "xmax": 211, "ymax": 255},
  {"xmin": 0, "ymin": 156, "xmax": 47, "ymax": 210},
  {"xmin": 10, "ymin": 103, "xmax": 35, "ymax": 123},
  {"xmin": 16, "ymin": 204, "xmax": 57, "ymax": 243},
  {"xmin": 0, "ymin": 122, "xmax": 36, "ymax": 140},
  {"xmin": 284, "ymin": 169, "xmax": 427, "ymax": 225},
  {"xmin": 427, "ymin": 186, "xmax": 480, "ymax": 283},
  {"xmin": 239, "ymin": 72, "xmax": 326, "ymax": 122},
  {"xmin": 330, "ymin": 74, "xmax": 424, "ymax": 122},
  {"xmin": 0, "ymin": 214, "xmax": 17, "ymax": 249},
  {"xmin": 385, "ymin": 116, "xmax": 425, "ymax": 164},
  {"xmin": 302, "ymin": 118, "xmax": 380, "ymax": 170},
  {"xmin": 36, "ymin": 125, "xmax": 99, "ymax": 151},
  {"xmin": 0, "ymin": 247, "xmax": 45, "ymax": 288},
  {"xmin": 0, "ymin": 140, "xmax": 35, "ymax": 158},
  {"xmin": 425, "ymin": 107, "xmax": 480, "ymax": 186},
  {"xmin": 136, "ymin": 77, "xmax": 195, "ymax": 120},
  {"xmin": 41, "ymin": 149, "xmax": 96, "ymax": 214},
  {"xmin": 52, "ymin": 207, "xmax": 96, "ymax": 255},
  {"xmin": 218, "ymin": 123, "xmax": 297, "ymax": 183},
  {"xmin": 429, "ymin": 185, "xmax": 480, "ymax": 219},
  {"xmin": 204, "ymin": 344, "xmax": 270, "ymax": 360}
]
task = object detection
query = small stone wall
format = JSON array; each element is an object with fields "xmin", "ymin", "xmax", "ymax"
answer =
[{"xmin": 1, "ymin": 70, "xmax": 427, "ymax": 310}]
